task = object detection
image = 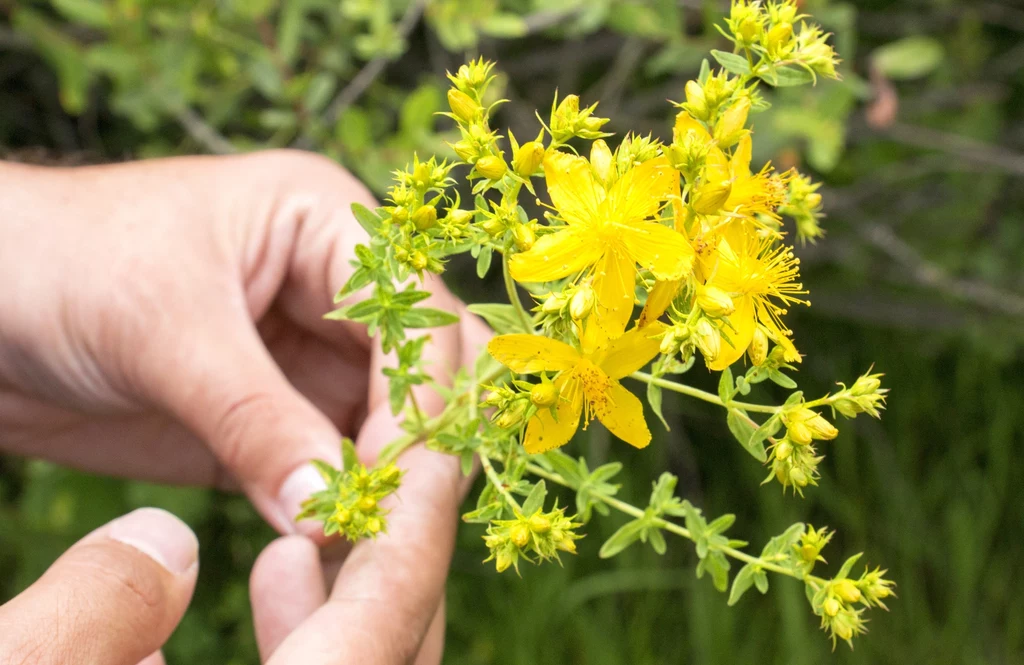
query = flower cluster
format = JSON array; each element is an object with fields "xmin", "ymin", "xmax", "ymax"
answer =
[
  {"xmin": 297, "ymin": 439, "xmax": 404, "ymax": 542},
  {"xmin": 317, "ymin": 0, "xmax": 893, "ymax": 651},
  {"xmin": 484, "ymin": 505, "xmax": 583, "ymax": 574}
]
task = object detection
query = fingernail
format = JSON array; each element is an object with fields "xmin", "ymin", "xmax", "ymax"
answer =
[
  {"xmin": 278, "ymin": 464, "xmax": 328, "ymax": 531},
  {"xmin": 109, "ymin": 508, "xmax": 199, "ymax": 575}
]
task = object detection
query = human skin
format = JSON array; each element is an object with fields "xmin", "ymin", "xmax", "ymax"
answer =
[{"xmin": 0, "ymin": 150, "xmax": 489, "ymax": 664}]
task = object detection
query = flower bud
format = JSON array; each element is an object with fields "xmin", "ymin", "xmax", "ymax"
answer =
[
  {"xmin": 510, "ymin": 522, "xmax": 531, "ymax": 548},
  {"xmin": 512, "ymin": 224, "xmax": 535, "ymax": 251},
  {"xmin": 557, "ymin": 536, "xmax": 578, "ymax": 554},
  {"xmin": 789, "ymin": 466, "xmax": 808, "ymax": 487},
  {"xmin": 766, "ymin": 22, "xmax": 794, "ymax": 57},
  {"xmin": 774, "ymin": 439, "xmax": 793, "ymax": 461},
  {"xmin": 412, "ymin": 162, "xmax": 433, "ymax": 188},
  {"xmin": 446, "ymin": 208, "xmax": 474, "ymax": 227},
  {"xmin": 334, "ymin": 508, "xmax": 351, "ymax": 525},
  {"xmin": 787, "ymin": 420, "xmax": 813, "ymax": 446},
  {"xmin": 410, "ymin": 251, "xmax": 428, "ymax": 271},
  {"xmin": 391, "ymin": 207, "xmax": 409, "ymax": 225},
  {"xmin": 481, "ymin": 215, "xmax": 504, "ymax": 237},
  {"xmin": 494, "ymin": 399, "xmax": 528, "ymax": 429},
  {"xmin": 696, "ymin": 284, "xmax": 735, "ymax": 317},
  {"xmin": 367, "ymin": 516, "xmax": 383, "ymax": 534},
  {"xmin": 476, "ymin": 155, "xmax": 508, "ymax": 181},
  {"xmin": 412, "ymin": 204, "xmax": 438, "ymax": 231},
  {"xmin": 851, "ymin": 374, "xmax": 882, "ymax": 396},
  {"xmin": 529, "ymin": 514, "xmax": 552, "ymax": 534},
  {"xmin": 806, "ymin": 413, "xmax": 839, "ymax": 440},
  {"xmin": 694, "ymin": 318, "xmax": 721, "ymax": 363},
  {"xmin": 541, "ymin": 293, "xmax": 566, "ymax": 314},
  {"xmin": 447, "ymin": 88, "xmax": 478, "ymax": 123},
  {"xmin": 691, "ymin": 178, "xmax": 733, "ymax": 215},
  {"xmin": 453, "ymin": 140, "xmax": 477, "ymax": 162},
  {"xmin": 748, "ymin": 326, "xmax": 769, "ymax": 366},
  {"xmin": 834, "ymin": 579, "xmax": 862, "ymax": 604},
  {"xmin": 357, "ymin": 496, "xmax": 377, "ymax": 512},
  {"xmin": 530, "ymin": 381, "xmax": 558, "ymax": 408},
  {"xmin": 685, "ymin": 80, "xmax": 709, "ymax": 120},
  {"xmin": 823, "ymin": 597, "xmax": 841, "ymax": 618},
  {"xmin": 569, "ymin": 285, "xmax": 596, "ymax": 321},
  {"xmin": 590, "ymin": 139, "xmax": 615, "ymax": 185},
  {"xmin": 832, "ymin": 397, "xmax": 859, "ymax": 418},
  {"xmin": 495, "ymin": 547, "xmax": 514, "ymax": 573},
  {"xmin": 513, "ymin": 141, "xmax": 545, "ymax": 177},
  {"xmin": 714, "ymin": 96, "xmax": 751, "ymax": 148}
]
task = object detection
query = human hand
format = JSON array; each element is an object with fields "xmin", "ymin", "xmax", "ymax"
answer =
[
  {"xmin": 0, "ymin": 508, "xmax": 199, "ymax": 665},
  {"xmin": 0, "ymin": 150, "xmax": 487, "ymax": 536}
]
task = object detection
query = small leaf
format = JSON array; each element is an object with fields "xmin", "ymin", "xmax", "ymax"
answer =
[
  {"xmin": 543, "ymin": 451, "xmax": 584, "ymax": 484},
  {"xmin": 707, "ymin": 513, "xmax": 736, "ymax": 535},
  {"xmin": 310, "ymin": 459, "xmax": 340, "ymax": 485},
  {"xmin": 648, "ymin": 527, "xmax": 667, "ymax": 555},
  {"xmin": 728, "ymin": 410, "xmax": 765, "ymax": 462},
  {"xmin": 768, "ymin": 370, "xmax": 798, "ymax": 389},
  {"xmin": 476, "ymin": 247, "xmax": 493, "ymax": 278},
  {"xmin": 783, "ymin": 391, "xmax": 805, "ymax": 407},
  {"xmin": 522, "ymin": 480, "xmax": 547, "ymax": 515},
  {"xmin": 836, "ymin": 552, "xmax": 863, "ymax": 580},
  {"xmin": 728, "ymin": 563, "xmax": 757, "ymax": 606},
  {"xmin": 711, "ymin": 49, "xmax": 752, "ymax": 76},
  {"xmin": 467, "ymin": 303, "xmax": 530, "ymax": 334},
  {"xmin": 341, "ymin": 437, "xmax": 359, "ymax": 471},
  {"xmin": 599, "ymin": 518, "xmax": 647, "ymax": 558},
  {"xmin": 647, "ymin": 381, "xmax": 670, "ymax": 431},
  {"xmin": 754, "ymin": 570, "xmax": 770, "ymax": 594},
  {"xmin": 350, "ymin": 203, "xmax": 383, "ymax": 237},
  {"xmin": 749, "ymin": 413, "xmax": 782, "ymax": 452},
  {"xmin": 771, "ymin": 65, "xmax": 816, "ymax": 87},
  {"xmin": 718, "ymin": 367, "xmax": 735, "ymax": 405},
  {"xmin": 873, "ymin": 36, "xmax": 944, "ymax": 80},
  {"xmin": 401, "ymin": 308, "xmax": 460, "ymax": 328}
]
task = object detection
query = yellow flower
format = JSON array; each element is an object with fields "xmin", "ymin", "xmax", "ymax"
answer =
[
  {"xmin": 487, "ymin": 324, "xmax": 665, "ymax": 453},
  {"xmin": 509, "ymin": 150, "xmax": 694, "ymax": 335},
  {"xmin": 704, "ymin": 236, "xmax": 807, "ymax": 370}
]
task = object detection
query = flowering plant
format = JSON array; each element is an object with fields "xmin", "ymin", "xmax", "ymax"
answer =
[{"xmin": 305, "ymin": 0, "xmax": 894, "ymax": 649}]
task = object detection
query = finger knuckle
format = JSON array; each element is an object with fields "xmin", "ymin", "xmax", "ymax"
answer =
[{"xmin": 211, "ymin": 390, "xmax": 280, "ymax": 473}]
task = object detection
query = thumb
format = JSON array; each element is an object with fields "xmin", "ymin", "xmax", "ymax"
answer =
[
  {"xmin": 140, "ymin": 312, "xmax": 344, "ymax": 536},
  {"xmin": 0, "ymin": 508, "xmax": 199, "ymax": 665}
]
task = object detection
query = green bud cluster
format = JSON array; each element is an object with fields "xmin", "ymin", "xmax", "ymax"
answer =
[{"xmin": 483, "ymin": 506, "xmax": 583, "ymax": 574}]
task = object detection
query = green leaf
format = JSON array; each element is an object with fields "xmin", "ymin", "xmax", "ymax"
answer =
[
  {"xmin": 310, "ymin": 459, "xmax": 340, "ymax": 485},
  {"xmin": 647, "ymin": 381, "xmax": 670, "ymax": 431},
  {"xmin": 52, "ymin": 0, "xmax": 111, "ymax": 27},
  {"xmin": 522, "ymin": 481, "xmax": 547, "ymax": 515},
  {"xmin": 771, "ymin": 65, "xmax": 816, "ymax": 87},
  {"xmin": 697, "ymin": 550, "xmax": 731, "ymax": 592},
  {"xmin": 481, "ymin": 14, "xmax": 528, "ymax": 38},
  {"xmin": 718, "ymin": 368, "xmax": 735, "ymax": 405},
  {"xmin": 727, "ymin": 410, "xmax": 765, "ymax": 462},
  {"xmin": 466, "ymin": 303, "xmax": 529, "ymax": 334},
  {"xmin": 873, "ymin": 36, "xmax": 944, "ymax": 80},
  {"xmin": 650, "ymin": 472, "xmax": 679, "ymax": 510},
  {"xmin": 542, "ymin": 451, "xmax": 585, "ymax": 484},
  {"xmin": 350, "ymin": 203, "xmax": 383, "ymax": 237},
  {"xmin": 761, "ymin": 522, "xmax": 806, "ymax": 558},
  {"xmin": 13, "ymin": 8, "xmax": 91, "ymax": 114},
  {"xmin": 711, "ymin": 49, "xmax": 752, "ymax": 76},
  {"xmin": 401, "ymin": 308, "xmax": 459, "ymax": 328},
  {"xmin": 707, "ymin": 514, "xmax": 736, "ymax": 535},
  {"xmin": 749, "ymin": 413, "xmax": 782, "ymax": 452},
  {"xmin": 728, "ymin": 563, "xmax": 757, "ymax": 606},
  {"xmin": 304, "ymin": 73, "xmax": 337, "ymax": 112},
  {"xmin": 476, "ymin": 247, "xmax": 493, "ymax": 278},
  {"xmin": 768, "ymin": 370, "xmax": 798, "ymax": 389},
  {"xmin": 648, "ymin": 527, "xmax": 667, "ymax": 555},
  {"xmin": 836, "ymin": 552, "xmax": 863, "ymax": 580},
  {"xmin": 754, "ymin": 570, "xmax": 769, "ymax": 594},
  {"xmin": 599, "ymin": 518, "xmax": 647, "ymax": 558},
  {"xmin": 341, "ymin": 437, "xmax": 359, "ymax": 471}
]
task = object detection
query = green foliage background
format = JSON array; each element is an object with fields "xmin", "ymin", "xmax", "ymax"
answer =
[{"xmin": 2, "ymin": 0, "xmax": 1023, "ymax": 663}]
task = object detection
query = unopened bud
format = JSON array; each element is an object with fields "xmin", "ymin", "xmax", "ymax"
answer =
[
  {"xmin": 834, "ymin": 579, "xmax": 862, "ymax": 604},
  {"xmin": 512, "ymin": 224, "xmax": 535, "ymax": 251},
  {"xmin": 790, "ymin": 467, "xmax": 808, "ymax": 487},
  {"xmin": 476, "ymin": 155, "xmax": 508, "ymax": 181},
  {"xmin": 851, "ymin": 374, "xmax": 882, "ymax": 396},
  {"xmin": 447, "ymin": 88, "xmax": 478, "ymax": 123},
  {"xmin": 696, "ymin": 284, "xmax": 735, "ymax": 317},
  {"xmin": 529, "ymin": 514, "xmax": 552, "ymax": 534},
  {"xmin": 748, "ymin": 327, "xmax": 769, "ymax": 366},
  {"xmin": 513, "ymin": 141, "xmax": 545, "ymax": 177},
  {"xmin": 510, "ymin": 523, "xmax": 531, "ymax": 548},
  {"xmin": 366, "ymin": 516, "xmax": 383, "ymax": 533},
  {"xmin": 495, "ymin": 547, "xmax": 514, "ymax": 573},
  {"xmin": 410, "ymin": 251, "xmax": 428, "ymax": 271},
  {"xmin": 530, "ymin": 382, "xmax": 558, "ymax": 408},
  {"xmin": 590, "ymin": 139, "xmax": 615, "ymax": 185},
  {"xmin": 787, "ymin": 420, "xmax": 813, "ymax": 446},
  {"xmin": 775, "ymin": 440, "xmax": 793, "ymax": 461},
  {"xmin": 694, "ymin": 318, "xmax": 721, "ymax": 363},
  {"xmin": 541, "ymin": 293, "xmax": 565, "ymax": 314},
  {"xmin": 714, "ymin": 96, "xmax": 751, "ymax": 148},
  {"xmin": 685, "ymin": 80, "xmax": 709, "ymax": 120},
  {"xmin": 412, "ymin": 204, "xmax": 438, "ymax": 231},
  {"xmin": 358, "ymin": 496, "xmax": 377, "ymax": 512},
  {"xmin": 823, "ymin": 597, "xmax": 841, "ymax": 618},
  {"xmin": 453, "ymin": 140, "xmax": 477, "ymax": 162},
  {"xmin": 766, "ymin": 22, "xmax": 794, "ymax": 57},
  {"xmin": 391, "ymin": 207, "xmax": 409, "ymax": 224},
  {"xmin": 446, "ymin": 208, "xmax": 474, "ymax": 227},
  {"xmin": 806, "ymin": 414, "xmax": 839, "ymax": 440},
  {"xmin": 569, "ymin": 285, "xmax": 596, "ymax": 321},
  {"xmin": 334, "ymin": 508, "xmax": 351, "ymax": 525}
]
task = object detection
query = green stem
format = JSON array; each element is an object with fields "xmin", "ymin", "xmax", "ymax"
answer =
[
  {"xmin": 629, "ymin": 371, "xmax": 780, "ymax": 414},
  {"xmin": 503, "ymin": 251, "xmax": 534, "ymax": 333},
  {"xmin": 524, "ymin": 461, "xmax": 812, "ymax": 581},
  {"xmin": 481, "ymin": 455, "xmax": 522, "ymax": 512}
]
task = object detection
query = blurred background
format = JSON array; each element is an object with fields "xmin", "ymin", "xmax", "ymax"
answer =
[{"xmin": 1, "ymin": 0, "xmax": 1022, "ymax": 663}]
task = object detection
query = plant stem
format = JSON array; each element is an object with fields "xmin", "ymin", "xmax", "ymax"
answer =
[
  {"xmin": 481, "ymin": 455, "xmax": 522, "ymax": 512},
  {"xmin": 629, "ymin": 371, "xmax": 780, "ymax": 414},
  {"xmin": 524, "ymin": 461, "xmax": 810, "ymax": 581},
  {"xmin": 503, "ymin": 251, "xmax": 534, "ymax": 332}
]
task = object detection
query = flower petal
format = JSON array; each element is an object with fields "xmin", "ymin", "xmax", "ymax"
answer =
[
  {"xmin": 543, "ymin": 150, "xmax": 604, "ymax": 226},
  {"xmin": 708, "ymin": 295, "xmax": 756, "ymax": 371},
  {"xmin": 509, "ymin": 227, "xmax": 603, "ymax": 283},
  {"xmin": 593, "ymin": 380, "xmax": 651, "ymax": 449},
  {"xmin": 523, "ymin": 375, "xmax": 584, "ymax": 454},
  {"xmin": 488, "ymin": 335, "xmax": 579, "ymax": 374},
  {"xmin": 592, "ymin": 248, "xmax": 635, "ymax": 338},
  {"xmin": 637, "ymin": 278, "xmax": 681, "ymax": 328},
  {"xmin": 597, "ymin": 321, "xmax": 667, "ymax": 380},
  {"xmin": 620, "ymin": 221, "xmax": 696, "ymax": 282},
  {"xmin": 604, "ymin": 156, "xmax": 676, "ymax": 223}
]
